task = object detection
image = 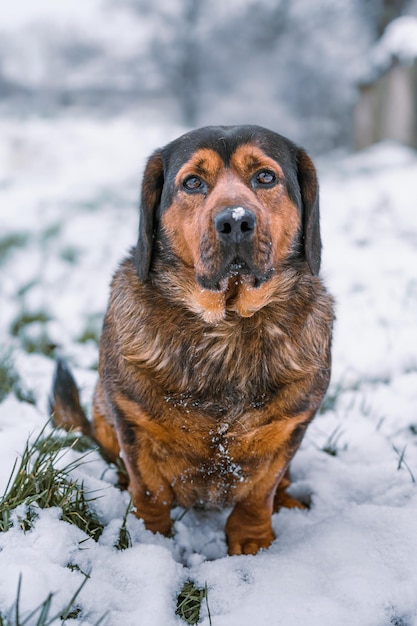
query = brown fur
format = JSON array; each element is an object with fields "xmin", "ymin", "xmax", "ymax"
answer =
[{"xmin": 51, "ymin": 125, "xmax": 334, "ymax": 556}]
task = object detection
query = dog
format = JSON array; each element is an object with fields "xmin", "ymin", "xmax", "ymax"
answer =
[{"xmin": 51, "ymin": 125, "xmax": 334, "ymax": 556}]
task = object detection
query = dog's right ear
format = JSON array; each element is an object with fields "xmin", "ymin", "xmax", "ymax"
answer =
[
  {"xmin": 296, "ymin": 148, "xmax": 321, "ymax": 276},
  {"xmin": 134, "ymin": 150, "xmax": 164, "ymax": 281}
]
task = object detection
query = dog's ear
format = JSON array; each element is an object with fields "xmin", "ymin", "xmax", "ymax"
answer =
[
  {"xmin": 134, "ymin": 150, "xmax": 164, "ymax": 281},
  {"xmin": 297, "ymin": 149, "xmax": 321, "ymax": 276}
]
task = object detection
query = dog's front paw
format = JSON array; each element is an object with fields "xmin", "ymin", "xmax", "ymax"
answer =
[
  {"xmin": 227, "ymin": 531, "xmax": 275, "ymax": 556},
  {"xmin": 226, "ymin": 508, "xmax": 275, "ymax": 556}
]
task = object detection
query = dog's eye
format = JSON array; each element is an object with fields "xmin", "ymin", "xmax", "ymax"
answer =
[
  {"xmin": 255, "ymin": 170, "xmax": 277, "ymax": 186},
  {"xmin": 183, "ymin": 176, "xmax": 204, "ymax": 192}
]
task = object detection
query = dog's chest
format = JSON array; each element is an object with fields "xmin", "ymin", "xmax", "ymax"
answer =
[
  {"xmin": 167, "ymin": 419, "xmax": 260, "ymax": 507},
  {"xmin": 157, "ymin": 316, "xmax": 301, "ymax": 412}
]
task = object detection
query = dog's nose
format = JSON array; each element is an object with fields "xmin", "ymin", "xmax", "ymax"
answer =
[{"xmin": 214, "ymin": 207, "xmax": 256, "ymax": 244}]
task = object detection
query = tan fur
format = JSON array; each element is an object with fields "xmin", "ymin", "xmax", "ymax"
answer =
[
  {"xmin": 52, "ymin": 127, "xmax": 334, "ymax": 556},
  {"xmin": 163, "ymin": 147, "xmax": 300, "ymax": 309}
]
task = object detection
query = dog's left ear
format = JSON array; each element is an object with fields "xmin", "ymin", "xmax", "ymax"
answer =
[
  {"xmin": 134, "ymin": 150, "xmax": 164, "ymax": 281},
  {"xmin": 297, "ymin": 149, "xmax": 321, "ymax": 276}
]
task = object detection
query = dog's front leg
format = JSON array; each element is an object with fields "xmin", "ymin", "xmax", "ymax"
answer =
[
  {"xmin": 225, "ymin": 410, "xmax": 311, "ymax": 555},
  {"xmin": 113, "ymin": 414, "xmax": 174, "ymax": 536},
  {"xmin": 109, "ymin": 393, "xmax": 176, "ymax": 535},
  {"xmin": 120, "ymin": 439, "xmax": 174, "ymax": 536},
  {"xmin": 225, "ymin": 455, "xmax": 289, "ymax": 556},
  {"xmin": 226, "ymin": 499, "xmax": 275, "ymax": 556}
]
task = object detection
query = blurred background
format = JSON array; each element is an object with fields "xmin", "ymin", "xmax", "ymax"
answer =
[{"xmin": 1, "ymin": 0, "xmax": 417, "ymax": 155}]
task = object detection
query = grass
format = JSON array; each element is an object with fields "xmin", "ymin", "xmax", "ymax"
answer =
[
  {"xmin": 0, "ymin": 351, "xmax": 21, "ymax": 404},
  {"xmin": 321, "ymin": 424, "xmax": 345, "ymax": 457},
  {"xmin": 73, "ymin": 189, "xmax": 131, "ymax": 213},
  {"xmin": 77, "ymin": 314, "xmax": 102, "ymax": 347},
  {"xmin": 392, "ymin": 444, "xmax": 416, "ymax": 483},
  {"xmin": 60, "ymin": 246, "xmax": 82, "ymax": 264},
  {"xmin": 175, "ymin": 581, "xmax": 211, "ymax": 625},
  {"xmin": 319, "ymin": 383, "xmax": 344, "ymax": 414},
  {"xmin": 0, "ymin": 350, "xmax": 35, "ymax": 404},
  {"xmin": 0, "ymin": 574, "xmax": 107, "ymax": 626},
  {"xmin": 0, "ymin": 233, "xmax": 30, "ymax": 266},
  {"xmin": 319, "ymin": 376, "xmax": 390, "ymax": 417},
  {"xmin": 114, "ymin": 498, "xmax": 133, "ymax": 551},
  {"xmin": 10, "ymin": 311, "xmax": 51, "ymax": 337},
  {"xmin": 10, "ymin": 310, "xmax": 56, "ymax": 357},
  {"xmin": 0, "ymin": 423, "xmax": 104, "ymax": 540}
]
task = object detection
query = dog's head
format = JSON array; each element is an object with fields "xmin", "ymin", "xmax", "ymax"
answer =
[{"xmin": 134, "ymin": 126, "xmax": 321, "ymax": 321}]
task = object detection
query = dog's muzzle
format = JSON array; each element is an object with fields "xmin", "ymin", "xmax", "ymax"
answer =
[{"xmin": 197, "ymin": 206, "xmax": 273, "ymax": 291}]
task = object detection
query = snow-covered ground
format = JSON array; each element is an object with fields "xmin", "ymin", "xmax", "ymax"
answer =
[{"xmin": 1, "ymin": 116, "xmax": 417, "ymax": 626}]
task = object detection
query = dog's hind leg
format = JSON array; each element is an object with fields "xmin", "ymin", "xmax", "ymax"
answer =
[
  {"xmin": 273, "ymin": 468, "xmax": 307, "ymax": 511},
  {"xmin": 91, "ymin": 379, "xmax": 120, "ymax": 464},
  {"xmin": 50, "ymin": 359, "xmax": 120, "ymax": 466}
]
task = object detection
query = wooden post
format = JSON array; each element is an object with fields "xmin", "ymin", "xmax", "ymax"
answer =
[{"xmin": 354, "ymin": 59, "xmax": 417, "ymax": 150}]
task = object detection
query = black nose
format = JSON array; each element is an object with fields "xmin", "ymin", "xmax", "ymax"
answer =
[{"xmin": 214, "ymin": 207, "xmax": 256, "ymax": 244}]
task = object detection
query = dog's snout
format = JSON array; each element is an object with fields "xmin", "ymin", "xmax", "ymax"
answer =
[{"xmin": 214, "ymin": 207, "xmax": 256, "ymax": 244}]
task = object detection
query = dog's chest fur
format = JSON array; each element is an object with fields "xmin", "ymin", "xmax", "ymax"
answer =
[{"xmin": 104, "ymin": 255, "xmax": 332, "ymax": 421}]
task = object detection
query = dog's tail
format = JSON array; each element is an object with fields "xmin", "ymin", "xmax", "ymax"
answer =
[{"xmin": 50, "ymin": 358, "xmax": 94, "ymax": 440}]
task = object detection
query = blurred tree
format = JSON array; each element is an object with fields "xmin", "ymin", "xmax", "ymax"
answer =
[
  {"xmin": 179, "ymin": 0, "xmax": 200, "ymax": 125},
  {"xmin": 193, "ymin": 0, "xmax": 373, "ymax": 151},
  {"xmin": 4, "ymin": 0, "xmax": 411, "ymax": 151},
  {"xmin": 377, "ymin": 0, "xmax": 410, "ymax": 34},
  {"xmin": 149, "ymin": 0, "xmax": 202, "ymax": 125}
]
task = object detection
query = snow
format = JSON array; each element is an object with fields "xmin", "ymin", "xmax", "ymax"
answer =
[
  {"xmin": 231, "ymin": 207, "xmax": 246, "ymax": 221},
  {"xmin": 0, "ymin": 0, "xmax": 158, "ymax": 103},
  {"xmin": 1, "ymin": 116, "xmax": 417, "ymax": 626},
  {"xmin": 0, "ymin": 0, "xmax": 104, "ymax": 29},
  {"xmin": 372, "ymin": 16, "xmax": 417, "ymax": 70}
]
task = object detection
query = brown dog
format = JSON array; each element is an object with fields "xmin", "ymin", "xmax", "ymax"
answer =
[{"xmin": 51, "ymin": 125, "xmax": 334, "ymax": 556}]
